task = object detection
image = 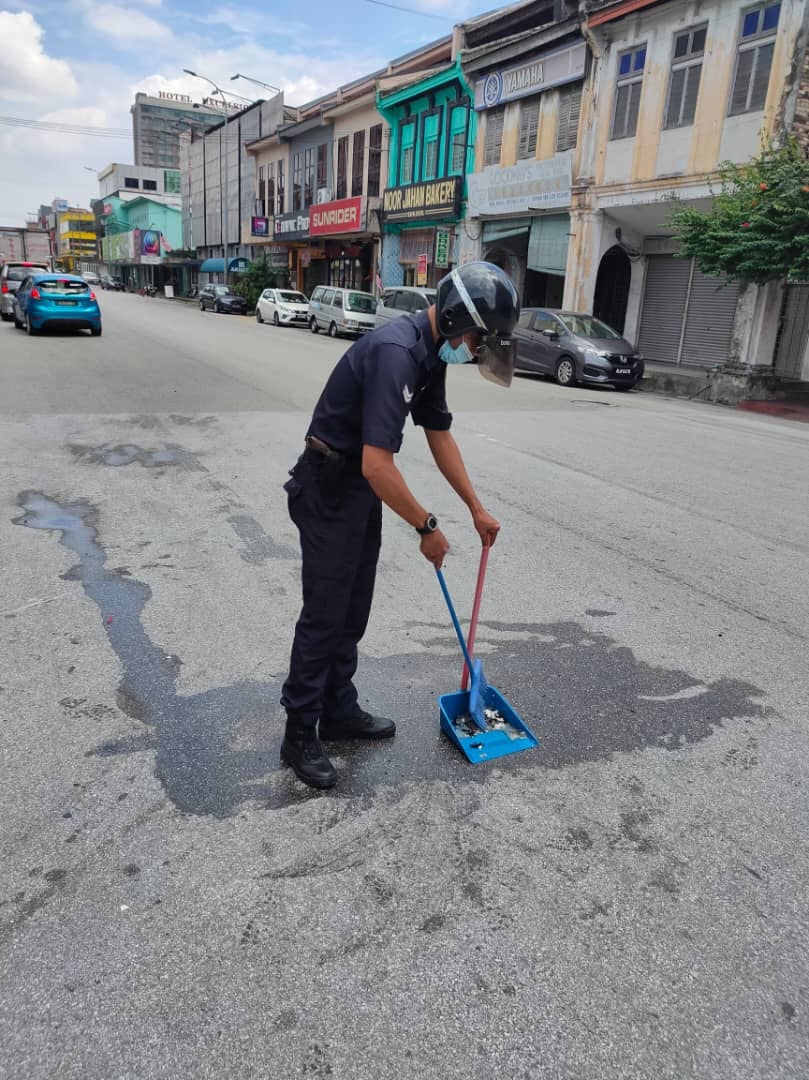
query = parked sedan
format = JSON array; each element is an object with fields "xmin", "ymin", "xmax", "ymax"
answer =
[
  {"xmin": 199, "ymin": 284, "xmax": 248, "ymax": 315},
  {"xmin": 375, "ymin": 286, "xmax": 436, "ymax": 327},
  {"xmin": 256, "ymin": 288, "xmax": 309, "ymax": 326},
  {"xmin": 13, "ymin": 273, "xmax": 102, "ymax": 336},
  {"xmin": 514, "ymin": 309, "xmax": 644, "ymax": 390}
]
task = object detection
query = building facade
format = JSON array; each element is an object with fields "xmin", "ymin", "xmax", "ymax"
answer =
[
  {"xmin": 377, "ymin": 59, "xmax": 476, "ymax": 289},
  {"xmin": 568, "ymin": 0, "xmax": 809, "ymax": 370},
  {"xmin": 97, "ymin": 163, "xmax": 182, "ymax": 205},
  {"xmin": 458, "ymin": 9, "xmax": 585, "ymax": 308},
  {"xmin": 181, "ymin": 95, "xmax": 287, "ymax": 280},
  {"xmin": 99, "ymin": 196, "xmax": 184, "ymax": 291},
  {"xmin": 55, "ymin": 208, "xmax": 96, "ymax": 272},
  {"xmin": 132, "ymin": 92, "xmax": 228, "ymax": 170}
]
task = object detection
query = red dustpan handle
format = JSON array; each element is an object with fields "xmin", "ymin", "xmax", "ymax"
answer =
[{"xmin": 462, "ymin": 542, "xmax": 491, "ymax": 690}]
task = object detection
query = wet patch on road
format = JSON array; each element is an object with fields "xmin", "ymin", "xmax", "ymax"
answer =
[
  {"xmin": 67, "ymin": 442, "xmax": 204, "ymax": 470},
  {"xmin": 14, "ymin": 493, "xmax": 772, "ymax": 818}
]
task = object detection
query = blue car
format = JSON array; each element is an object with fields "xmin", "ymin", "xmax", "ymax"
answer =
[{"xmin": 13, "ymin": 272, "xmax": 102, "ymax": 337}]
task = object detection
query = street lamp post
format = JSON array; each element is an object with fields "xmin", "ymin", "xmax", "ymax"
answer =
[
  {"xmin": 183, "ymin": 69, "xmax": 236, "ymax": 285},
  {"xmin": 230, "ymin": 73, "xmax": 282, "ymax": 95}
]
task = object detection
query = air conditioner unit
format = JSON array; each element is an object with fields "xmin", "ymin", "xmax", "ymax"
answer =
[{"xmin": 316, "ymin": 188, "xmax": 332, "ymax": 204}]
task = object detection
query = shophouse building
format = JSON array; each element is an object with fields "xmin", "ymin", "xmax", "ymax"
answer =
[
  {"xmin": 569, "ymin": 0, "xmax": 809, "ymax": 372},
  {"xmin": 457, "ymin": 0, "xmax": 585, "ymax": 308},
  {"xmin": 377, "ymin": 59, "xmax": 476, "ymax": 288}
]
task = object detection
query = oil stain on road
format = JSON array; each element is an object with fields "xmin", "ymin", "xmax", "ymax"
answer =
[{"xmin": 14, "ymin": 492, "xmax": 772, "ymax": 818}]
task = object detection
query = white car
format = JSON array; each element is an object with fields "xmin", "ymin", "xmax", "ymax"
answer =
[
  {"xmin": 256, "ymin": 288, "xmax": 310, "ymax": 327},
  {"xmin": 82, "ymin": 271, "xmax": 100, "ymax": 285}
]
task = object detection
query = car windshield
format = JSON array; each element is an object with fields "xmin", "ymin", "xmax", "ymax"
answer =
[
  {"xmin": 346, "ymin": 291, "xmax": 375, "ymax": 313},
  {"xmin": 36, "ymin": 278, "xmax": 90, "ymax": 293},
  {"xmin": 214, "ymin": 286, "xmax": 233, "ymax": 295},
  {"xmin": 559, "ymin": 314, "xmax": 622, "ymax": 339},
  {"xmin": 279, "ymin": 291, "xmax": 307, "ymax": 303}
]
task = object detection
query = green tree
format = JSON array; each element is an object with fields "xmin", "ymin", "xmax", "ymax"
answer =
[
  {"xmin": 232, "ymin": 257, "xmax": 281, "ymax": 310},
  {"xmin": 670, "ymin": 139, "xmax": 809, "ymax": 286}
]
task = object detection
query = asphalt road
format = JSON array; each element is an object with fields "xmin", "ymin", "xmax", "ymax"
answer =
[{"xmin": 1, "ymin": 291, "xmax": 808, "ymax": 1079}]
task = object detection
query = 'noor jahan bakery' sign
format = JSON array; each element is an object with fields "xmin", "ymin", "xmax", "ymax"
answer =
[{"xmin": 381, "ymin": 176, "xmax": 461, "ymax": 223}]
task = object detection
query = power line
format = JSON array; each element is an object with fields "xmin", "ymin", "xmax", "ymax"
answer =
[
  {"xmin": 360, "ymin": 0, "xmax": 445, "ymax": 16},
  {"xmin": 0, "ymin": 115, "xmax": 131, "ymax": 138}
]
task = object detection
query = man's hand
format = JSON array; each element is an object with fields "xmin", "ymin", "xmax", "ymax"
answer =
[
  {"xmin": 420, "ymin": 529, "xmax": 450, "ymax": 570},
  {"xmin": 472, "ymin": 508, "xmax": 500, "ymax": 547}
]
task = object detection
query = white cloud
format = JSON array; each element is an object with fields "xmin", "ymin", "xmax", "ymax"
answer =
[
  {"xmin": 84, "ymin": 5, "xmax": 172, "ymax": 43},
  {"xmin": 0, "ymin": 11, "xmax": 79, "ymax": 103}
]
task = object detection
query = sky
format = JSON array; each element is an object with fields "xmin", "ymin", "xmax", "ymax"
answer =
[{"xmin": 0, "ymin": 0, "xmax": 494, "ymax": 227}]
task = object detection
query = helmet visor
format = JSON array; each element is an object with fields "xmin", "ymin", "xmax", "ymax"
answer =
[{"xmin": 478, "ymin": 334, "xmax": 515, "ymax": 388}]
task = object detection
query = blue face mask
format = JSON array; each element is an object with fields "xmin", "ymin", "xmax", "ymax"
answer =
[{"xmin": 439, "ymin": 339, "xmax": 474, "ymax": 365}]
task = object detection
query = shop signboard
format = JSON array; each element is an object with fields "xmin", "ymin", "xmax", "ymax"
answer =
[
  {"xmin": 273, "ymin": 212, "xmax": 310, "ymax": 241},
  {"xmin": 474, "ymin": 41, "xmax": 586, "ymax": 109},
  {"xmin": 251, "ymin": 216, "xmax": 270, "ymax": 237},
  {"xmin": 416, "ymin": 253, "xmax": 428, "ymax": 286},
  {"xmin": 467, "ymin": 153, "xmax": 572, "ymax": 217},
  {"xmin": 309, "ymin": 196, "xmax": 363, "ymax": 237},
  {"xmin": 434, "ymin": 228, "xmax": 450, "ymax": 268},
  {"xmin": 381, "ymin": 177, "xmax": 461, "ymax": 224}
]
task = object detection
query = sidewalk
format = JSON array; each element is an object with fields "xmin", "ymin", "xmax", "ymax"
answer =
[{"xmin": 639, "ymin": 361, "xmax": 809, "ymax": 422}]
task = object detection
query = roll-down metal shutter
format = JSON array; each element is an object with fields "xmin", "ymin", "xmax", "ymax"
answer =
[
  {"xmin": 638, "ymin": 256, "xmax": 739, "ymax": 367},
  {"xmin": 681, "ymin": 271, "xmax": 740, "ymax": 366},
  {"xmin": 637, "ymin": 256, "xmax": 691, "ymax": 362}
]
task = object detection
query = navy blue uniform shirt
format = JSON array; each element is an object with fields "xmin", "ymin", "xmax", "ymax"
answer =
[{"xmin": 307, "ymin": 309, "xmax": 452, "ymax": 457}]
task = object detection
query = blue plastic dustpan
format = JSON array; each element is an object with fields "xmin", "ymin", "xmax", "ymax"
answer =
[{"xmin": 435, "ymin": 566, "xmax": 539, "ymax": 764}]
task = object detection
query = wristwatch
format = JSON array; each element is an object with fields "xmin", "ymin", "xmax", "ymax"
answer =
[{"xmin": 416, "ymin": 514, "xmax": 438, "ymax": 536}]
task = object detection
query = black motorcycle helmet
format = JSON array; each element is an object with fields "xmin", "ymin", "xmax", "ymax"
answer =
[{"xmin": 436, "ymin": 261, "xmax": 520, "ymax": 386}]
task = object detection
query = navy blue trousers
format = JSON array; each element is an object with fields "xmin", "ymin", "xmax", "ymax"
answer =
[{"xmin": 280, "ymin": 454, "xmax": 382, "ymax": 731}]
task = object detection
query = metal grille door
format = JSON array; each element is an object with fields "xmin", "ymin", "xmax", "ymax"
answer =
[
  {"xmin": 681, "ymin": 272, "xmax": 740, "ymax": 367},
  {"xmin": 774, "ymin": 284, "xmax": 809, "ymax": 380}
]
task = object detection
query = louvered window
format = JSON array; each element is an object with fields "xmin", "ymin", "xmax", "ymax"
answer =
[
  {"xmin": 729, "ymin": 3, "xmax": 780, "ymax": 115},
  {"xmin": 483, "ymin": 107, "xmax": 505, "ymax": 167},
  {"xmin": 611, "ymin": 46, "xmax": 646, "ymax": 140},
  {"xmin": 664, "ymin": 26, "xmax": 706, "ymax": 128},
  {"xmin": 556, "ymin": 84, "xmax": 582, "ymax": 151},
  {"xmin": 518, "ymin": 97, "xmax": 540, "ymax": 160}
]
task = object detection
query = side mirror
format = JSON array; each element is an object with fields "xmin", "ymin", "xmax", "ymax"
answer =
[{"xmin": 541, "ymin": 328, "xmax": 558, "ymax": 339}]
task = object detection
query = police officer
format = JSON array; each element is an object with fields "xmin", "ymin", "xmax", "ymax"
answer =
[{"xmin": 280, "ymin": 261, "xmax": 520, "ymax": 789}]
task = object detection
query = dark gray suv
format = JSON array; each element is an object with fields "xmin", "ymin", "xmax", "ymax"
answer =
[{"xmin": 514, "ymin": 309, "xmax": 644, "ymax": 390}]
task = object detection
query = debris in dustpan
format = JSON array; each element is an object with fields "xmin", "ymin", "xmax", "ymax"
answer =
[{"xmin": 452, "ymin": 708, "xmax": 526, "ymax": 741}]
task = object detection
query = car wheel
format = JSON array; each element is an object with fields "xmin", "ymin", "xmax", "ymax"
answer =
[
  {"xmin": 310, "ymin": 317, "xmax": 319, "ymax": 334},
  {"xmin": 13, "ymin": 311, "xmax": 23, "ymax": 329},
  {"xmin": 91, "ymin": 325, "xmax": 102, "ymax": 337},
  {"xmin": 555, "ymin": 356, "xmax": 577, "ymax": 387},
  {"xmin": 256, "ymin": 309, "xmax": 263, "ymax": 323},
  {"xmin": 0, "ymin": 312, "xmax": 11, "ymax": 323},
  {"xmin": 328, "ymin": 321, "xmax": 339, "ymax": 338},
  {"xmin": 199, "ymin": 300, "xmax": 205, "ymax": 311},
  {"xmin": 25, "ymin": 313, "xmax": 37, "ymax": 336},
  {"xmin": 273, "ymin": 312, "xmax": 280, "ymax": 327}
]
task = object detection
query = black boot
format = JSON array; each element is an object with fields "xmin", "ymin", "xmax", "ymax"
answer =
[
  {"xmin": 280, "ymin": 723, "xmax": 337, "ymax": 789},
  {"xmin": 319, "ymin": 710, "xmax": 396, "ymax": 741}
]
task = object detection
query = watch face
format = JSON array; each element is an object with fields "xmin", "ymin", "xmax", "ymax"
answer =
[{"xmin": 427, "ymin": 515, "xmax": 438, "ymax": 531}]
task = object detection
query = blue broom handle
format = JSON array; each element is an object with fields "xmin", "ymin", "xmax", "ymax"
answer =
[{"xmin": 435, "ymin": 568, "xmax": 475, "ymax": 673}]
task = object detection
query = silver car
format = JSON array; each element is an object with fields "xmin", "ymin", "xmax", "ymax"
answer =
[
  {"xmin": 256, "ymin": 288, "xmax": 309, "ymax": 327},
  {"xmin": 1, "ymin": 261, "xmax": 50, "ymax": 321},
  {"xmin": 514, "ymin": 309, "xmax": 645, "ymax": 390},
  {"xmin": 375, "ymin": 286, "xmax": 436, "ymax": 327}
]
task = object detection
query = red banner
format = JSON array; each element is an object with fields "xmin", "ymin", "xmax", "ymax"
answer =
[{"xmin": 309, "ymin": 196, "xmax": 363, "ymax": 237}]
